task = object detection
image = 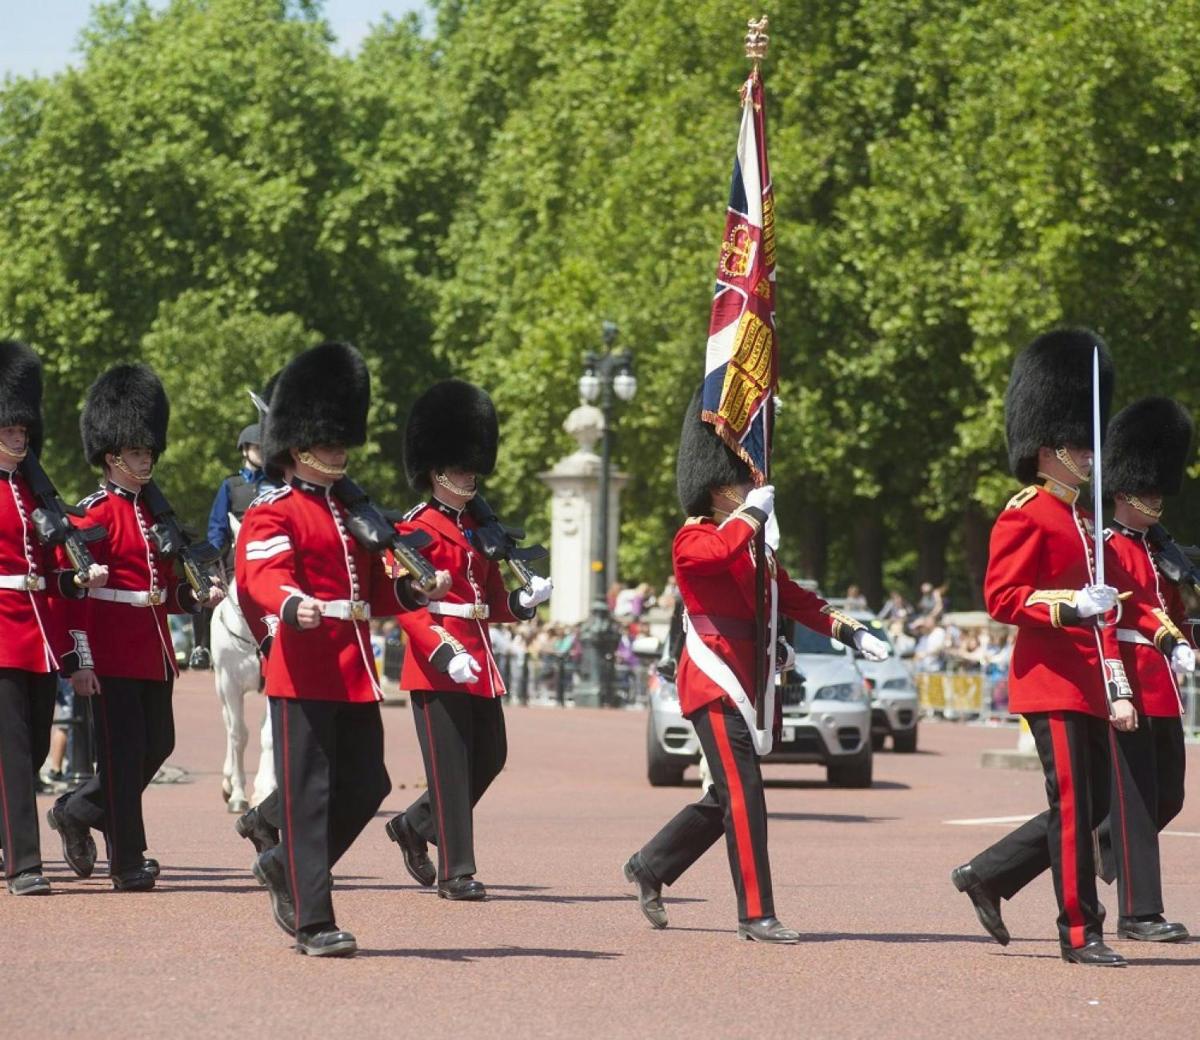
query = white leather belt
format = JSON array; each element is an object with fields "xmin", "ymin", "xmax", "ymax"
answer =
[
  {"xmin": 427, "ymin": 601, "xmax": 490, "ymax": 620},
  {"xmin": 0, "ymin": 574, "xmax": 45, "ymax": 591},
  {"xmin": 90, "ymin": 587, "xmax": 166, "ymax": 607},
  {"xmin": 1116, "ymin": 629, "xmax": 1154, "ymax": 647},
  {"xmin": 320, "ymin": 599, "xmax": 371, "ymax": 621}
]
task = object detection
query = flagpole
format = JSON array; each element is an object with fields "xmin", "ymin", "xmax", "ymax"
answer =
[{"xmin": 746, "ymin": 16, "xmax": 770, "ymax": 733}]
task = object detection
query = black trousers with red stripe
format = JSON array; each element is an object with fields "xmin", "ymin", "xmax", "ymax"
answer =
[
  {"xmin": 0, "ymin": 669, "xmax": 56, "ymax": 878},
  {"xmin": 1095, "ymin": 714, "xmax": 1186, "ymax": 919},
  {"xmin": 267, "ymin": 696, "xmax": 389, "ymax": 932},
  {"xmin": 401, "ymin": 691, "xmax": 507, "ymax": 881},
  {"xmin": 58, "ymin": 676, "xmax": 174, "ymax": 875},
  {"xmin": 969, "ymin": 710, "xmax": 1110, "ymax": 948},
  {"xmin": 639, "ymin": 700, "xmax": 773, "ymax": 922}
]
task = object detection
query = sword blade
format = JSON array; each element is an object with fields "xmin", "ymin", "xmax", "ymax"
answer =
[{"xmin": 1092, "ymin": 346, "xmax": 1105, "ymax": 587}]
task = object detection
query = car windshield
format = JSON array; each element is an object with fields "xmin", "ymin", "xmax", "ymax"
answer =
[{"xmin": 791, "ymin": 624, "xmax": 846, "ymax": 656}]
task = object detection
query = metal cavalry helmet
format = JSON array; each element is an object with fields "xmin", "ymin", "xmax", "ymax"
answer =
[
  {"xmin": 262, "ymin": 342, "xmax": 370, "ymax": 477},
  {"xmin": 1104, "ymin": 397, "xmax": 1194, "ymax": 499},
  {"xmin": 1004, "ymin": 328, "xmax": 1114, "ymax": 483},
  {"xmin": 0, "ymin": 340, "xmax": 44, "ymax": 455},
  {"xmin": 676, "ymin": 385, "xmax": 752, "ymax": 517},
  {"xmin": 80, "ymin": 362, "xmax": 170, "ymax": 466},
  {"xmin": 404, "ymin": 379, "xmax": 498, "ymax": 491}
]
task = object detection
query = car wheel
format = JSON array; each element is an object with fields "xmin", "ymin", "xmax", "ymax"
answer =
[
  {"xmin": 892, "ymin": 725, "xmax": 918, "ymax": 753},
  {"xmin": 646, "ymin": 716, "xmax": 687, "ymax": 787},
  {"xmin": 870, "ymin": 732, "xmax": 886, "ymax": 752},
  {"xmin": 827, "ymin": 745, "xmax": 873, "ymax": 788}
]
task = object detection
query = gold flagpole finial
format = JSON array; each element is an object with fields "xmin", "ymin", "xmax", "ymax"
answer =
[{"xmin": 745, "ymin": 15, "xmax": 770, "ymax": 64}]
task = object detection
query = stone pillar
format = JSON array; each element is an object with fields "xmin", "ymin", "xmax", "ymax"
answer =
[{"xmin": 538, "ymin": 404, "xmax": 628, "ymax": 625}]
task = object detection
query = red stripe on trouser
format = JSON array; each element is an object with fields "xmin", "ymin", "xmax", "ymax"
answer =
[
  {"xmin": 1108, "ymin": 727, "xmax": 1135, "ymax": 916},
  {"xmin": 709, "ymin": 703, "xmax": 762, "ymax": 919},
  {"xmin": 280, "ymin": 703, "xmax": 300, "ymax": 927},
  {"xmin": 96, "ymin": 694, "xmax": 121, "ymax": 870},
  {"xmin": 421, "ymin": 694, "xmax": 450, "ymax": 879},
  {"xmin": 1048, "ymin": 714, "xmax": 1086, "ymax": 948}
]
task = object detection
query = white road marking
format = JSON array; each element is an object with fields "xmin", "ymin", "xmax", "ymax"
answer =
[{"xmin": 944, "ymin": 814, "xmax": 1200, "ymax": 838}]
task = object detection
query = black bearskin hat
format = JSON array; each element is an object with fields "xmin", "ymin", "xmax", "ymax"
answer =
[
  {"xmin": 404, "ymin": 379, "xmax": 498, "ymax": 491},
  {"xmin": 1005, "ymin": 328, "xmax": 1114, "ymax": 483},
  {"xmin": 81, "ymin": 363, "xmax": 169, "ymax": 467},
  {"xmin": 262, "ymin": 342, "xmax": 369, "ymax": 474},
  {"xmin": 0, "ymin": 340, "xmax": 44, "ymax": 456},
  {"xmin": 1104, "ymin": 397, "xmax": 1194, "ymax": 498},
  {"xmin": 676, "ymin": 385, "xmax": 752, "ymax": 517}
]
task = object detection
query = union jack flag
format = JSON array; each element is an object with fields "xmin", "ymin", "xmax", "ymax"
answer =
[{"xmin": 701, "ymin": 67, "xmax": 778, "ymax": 484}]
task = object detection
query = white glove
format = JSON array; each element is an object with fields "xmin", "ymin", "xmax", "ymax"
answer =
[
  {"xmin": 1076, "ymin": 584, "xmax": 1118, "ymax": 618},
  {"xmin": 447, "ymin": 652, "xmax": 482, "ymax": 685},
  {"xmin": 1171, "ymin": 643, "xmax": 1196, "ymax": 674},
  {"xmin": 518, "ymin": 575, "xmax": 553, "ymax": 609},
  {"xmin": 855, "ymin": 630, "xmax": 891, "ymax": 662},
  {"xmin": 744, "ymin": 484, "xmax": 775, "ymax": 518},
  {"xmin": 776, "ymin": 638, "xmax": 795, "ymax": 672}
]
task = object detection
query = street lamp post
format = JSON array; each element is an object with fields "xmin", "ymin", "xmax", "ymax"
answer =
[{"xmin": 575, "ymin": 321, "xmax": 637, "ymax": 707}]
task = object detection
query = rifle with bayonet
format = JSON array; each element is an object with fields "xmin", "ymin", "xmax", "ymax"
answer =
[
  {"xmin": 141, "ymin": 480, "xmax": 222, "ymax": 609},
  {"xmin": 1147, "ymin": 523, "xmax": 1200, "ymax": 592},
  {"xmin": 331, "ymin": 477, "xmax": 440, "ymax": 594},
  {"xmin": 465, "ymin": 494, "xmax": 548, "ymax": 595},
  {"xmin": 18, "ymin": 451, "xmax": 107, "ymax": 586}
]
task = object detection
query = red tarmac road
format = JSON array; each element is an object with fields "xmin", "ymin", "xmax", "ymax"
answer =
[{"xmin": 3, "ymin": 673, "xmax": 1199, "ymax": 1038}]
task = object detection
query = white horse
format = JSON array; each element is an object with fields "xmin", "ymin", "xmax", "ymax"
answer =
[{"xmin": 212, "ymin": 515, "xmax": 275, "ymax": 813}]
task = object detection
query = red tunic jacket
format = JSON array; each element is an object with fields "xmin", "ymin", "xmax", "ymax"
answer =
[
  {"xmin": 674, "ymin": 508, "xmax": 864, "ymax": 718},
  {"xmin": 395, "ymin": 499, "xmax": 533, "ymax": 697},
  {"xmin": 238, "ymin": 478, "xmax": 420, "ymax": 703},
  {"xmin": 0, "ymin": 469, "xmax": 78, "ymax": 673},
  {"xmin": 61, "ymin": 483, "xmax": 195, "ymax": 681},
  {"xmin": 985, "ymin": 483, "xmax": 1126, "ymax": 718},
  {"xmin": 1106, "ymin": 523, "xmax": 1191, "ymax": 718}
]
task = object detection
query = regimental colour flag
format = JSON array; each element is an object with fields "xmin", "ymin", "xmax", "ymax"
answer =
[{"xmin": 701, "ymin": 66, "xmax": 778, "ymax": 484}]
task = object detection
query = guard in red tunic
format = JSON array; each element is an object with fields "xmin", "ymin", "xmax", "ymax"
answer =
[
  {"xmin": 623, "ymin": 389, "xmax": 889, "ymax": 943},
  {"xmin": 0, "ymin": 341, "xmax": 106, "ymax": 895},
  {"xmin": 239, "ymin": 342, "xmax": 449, "ymax": 957},
  {"xmin": 1093, "ymin": 397, "xmax": 1194, "ymax": 943},
  {"xmin": 951, "ymin": 330, "xmax": 1137, "ymax": 968},
  {"xmin": 49, "ymin": 364, "xmax": 223, "ymax": 892},
  {"xmin": 383, "ymin": 380, "xmax": 551, "ymax": 901}
]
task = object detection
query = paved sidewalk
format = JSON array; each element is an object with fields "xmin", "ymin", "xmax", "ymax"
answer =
[{"xmin": 4, "ymin": 672, "xmax": 1199, "ymax": 1039}]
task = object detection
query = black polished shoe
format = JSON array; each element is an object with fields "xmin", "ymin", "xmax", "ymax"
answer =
[
  {"xmin": 296, "ymin": 924, "xmax": 357, "ymax": 958},
  {"xmin": 738, "ymin": 916, "xmax": 801, "ymax": 944},
  {"xmin": 1117, "ymin": 915, "xmax": 1190, "ymax": 943},
  {"xmin": 7, "ymin": 871, "xmax": 51, "ymax": 896},
  {"xmin": 1061, "ymin": 940, "xmax": 1127, "ymax": 967},
  {"xmin": 111, "ymin": 867, "xmax": 155, "ymax": 892},
  {"xmin": 252, "ymin": 851, "xmax": 295, "ymax": 936},
  {"xmin": 385, "ymin": 813, "xmax": 436, "ymax": 887},
  {"xmin": 47, "ymin": 803, "xmax": 96, "ymax": 879},
  {"xmin": 142, "ymin": 858, "xmax": 160, "ymax": 878},
  {"xmin": 623, "ymin": 854, "xmax": 667, "ymax": 929},
  {"xmin": 437, "ymin": 875, "xmax": 487, "ymax": 901},
  {"xmin": 235, "ymin": 806, "xmax": 280, "ymax": 855},
  {"xmin": 951, "ymin": 864, "xmax": 1010, "ymax": 946}
]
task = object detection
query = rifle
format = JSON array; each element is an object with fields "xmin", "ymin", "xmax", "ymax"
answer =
[
  {"xmin": 141, "ymin": 480, "xmax": 221, "ymax": 608},
  {"xmin": 331, "ymin": 477, "xmax": 439, "ymax": 594},
  {"xmin": 18, "ymin": 451, "xmax": 107, "ymax": 586},
  {"xmin": 465, "ymin": 494, "xmax": 548, "ymax": 594},
  {"xmin": 1147, "ymin": 523, "xmax": 1200, "ymax": 592}
]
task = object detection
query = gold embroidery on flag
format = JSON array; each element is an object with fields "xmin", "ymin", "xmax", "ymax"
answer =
[
  {"xmin": 720, "ymin": 224, "xmax": 756, "ymax": 279},
  {"xmin": 718, "ymin": 312, "xmax": 773, "ymax": 429},
  {"xmin": 762, "ymin": 193, "xmax": 776, "ymax": 269}
]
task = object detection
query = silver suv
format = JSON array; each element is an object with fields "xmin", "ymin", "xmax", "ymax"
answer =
[
  {"xmin": 839, "ymin": 608, "xmax": 919, "ymax": 753},
  {"xmin": 646, "ymin": 620, "xmax": 873, "ymax": 788}
]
